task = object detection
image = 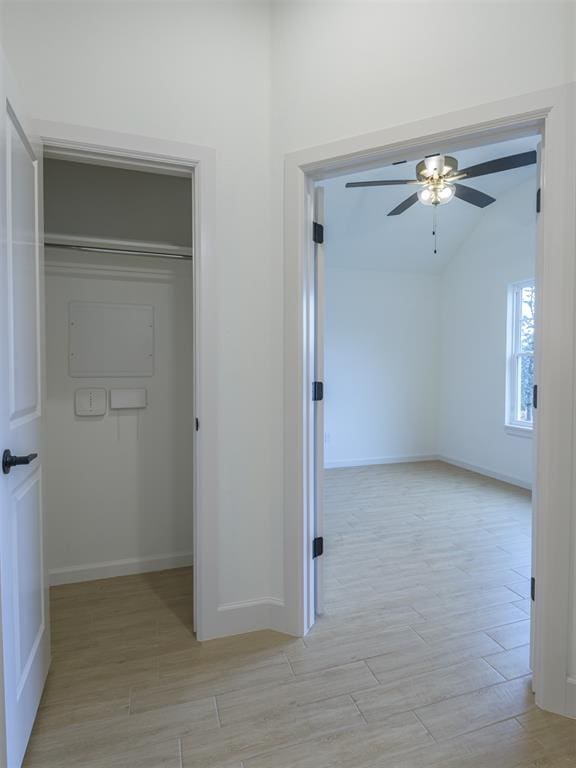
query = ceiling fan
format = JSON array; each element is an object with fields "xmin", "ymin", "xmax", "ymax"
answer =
[{"xmin": 345, "ymin": 150, "xmax": 537, "ymax": 216}]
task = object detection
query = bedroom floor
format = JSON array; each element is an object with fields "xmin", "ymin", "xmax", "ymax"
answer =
[{"xmin": 24, "ymin": 461, "xmax": 576, "ymax": 768}]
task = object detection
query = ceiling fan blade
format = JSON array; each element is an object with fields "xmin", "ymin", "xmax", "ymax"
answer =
[
  {"xmin": 346, "ymin": 179, "xmax": 418, "ymax": 188},
  {"xmin": 388, "ymin": 193, "xmax": 419, "ymax": 216},
  {"xmin": 454, "ymin": 183, "xmax": 496, "ymax": 208},
  {"xmin": 458, "ymin": 150, "xmax": 536, "ymax": 179}
]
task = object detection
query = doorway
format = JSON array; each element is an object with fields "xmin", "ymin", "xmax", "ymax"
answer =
[
  {"xmin": 283, "ymin": 88, "xmax": 576, "ymax": 718},
  {"xmin": 0, "ymin": 99, "xmax": 220, "ymax": 762},
  {"xmin": 42, "ymin": 152, "xmax": 195, "ymax": 592},
  {"xmin": 317, "ymin": 135, "xmax": 538, "ymax": 651},
  {"xmin": 305, "ymin": 134, "xmax": 540, "ymax": 733}
]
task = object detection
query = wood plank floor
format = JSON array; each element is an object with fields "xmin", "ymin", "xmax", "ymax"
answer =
[{"xmin": 24, "ymin": 460, "xmax": 576, "ymax": 767}]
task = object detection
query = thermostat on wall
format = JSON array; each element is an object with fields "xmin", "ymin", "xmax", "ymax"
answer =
[
  {"xmin": 110, "ymin": 389, "xmax": 147, "ymax": 410},
  {"xmin": 75, "ymin": 388, "xmax": 107, "ymax": 417}
]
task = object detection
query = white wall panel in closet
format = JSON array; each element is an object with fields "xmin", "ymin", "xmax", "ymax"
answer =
[{"xmin": 69, "ymin": 301, "xmax": 154, "ymax": 377}]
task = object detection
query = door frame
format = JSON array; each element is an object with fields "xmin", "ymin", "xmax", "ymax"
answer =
[
  {"xmin": 312, "ymin": 186, "xmax": 325, "ymax": 620},
  {"xmin": 34, "ymin": 119, "xmax": 219, "ymax": 642},
  {"xmin": 283, "ymin": 84, "xmax": 576, "ymax": 718}
]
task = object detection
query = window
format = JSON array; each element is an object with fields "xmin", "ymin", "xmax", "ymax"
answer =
[{"xmin": 506, "ymin": 280, "xmax": 535, "ymax": 435}]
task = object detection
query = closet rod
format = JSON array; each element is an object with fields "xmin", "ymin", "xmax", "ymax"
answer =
[{"xmin": 44, "ymin": 242, "xmax": 192, "ymax": 261}]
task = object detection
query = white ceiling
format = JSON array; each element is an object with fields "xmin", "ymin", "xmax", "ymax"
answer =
[{"xmin": 321, "ymin": 135, "xmax": 539, "ymax": 274}]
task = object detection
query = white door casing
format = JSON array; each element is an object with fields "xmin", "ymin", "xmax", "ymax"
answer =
[
  {"xmin": 0, "ymin": 64, "xmax": 50, "ymax": 767},
  {"xmin": 35, "ymin": 120, "xmax": 220, "ymax": 640}
]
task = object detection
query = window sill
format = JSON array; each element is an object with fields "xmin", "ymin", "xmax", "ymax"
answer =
[{"xmin": 505, "ymin": 424, "xmax": 533, "ymax": 438}]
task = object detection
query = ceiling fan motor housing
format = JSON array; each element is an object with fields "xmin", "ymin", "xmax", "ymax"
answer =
[{"xmin": 416, "ymin": 155, "xmax": 458, "ymax": 181}]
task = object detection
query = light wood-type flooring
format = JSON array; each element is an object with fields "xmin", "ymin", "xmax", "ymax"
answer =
[{"xmin": 24, "ymin": 461, "xmax": 576, "ymax": 767}]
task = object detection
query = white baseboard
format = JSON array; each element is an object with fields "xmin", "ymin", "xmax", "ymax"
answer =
[
  {"xmin": 324, "ymin": 454, "xmax": 438, "ymax": 469},
  {"xmin": 324, "ymin": 453, "xmax": 532, "ymax": 490},
  {"xmin": 563, "ymin": 677, "xmax": 576, "ymax": 720},
  {"xmin": 49, "ymin": 552, "xmax": 194, "ymax": 586},
  {"xmin": 218, "ymin": 597, "xmax": 285, "ymax": 612},
  {"xmin": 438, "ymin": 455, "xmax": 532, "ymax": 490},
  {"xmin": 196, "ymin": 597, "xmax": 286, "ymax": 640}
]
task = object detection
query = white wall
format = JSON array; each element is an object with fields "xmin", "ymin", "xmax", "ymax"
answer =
[
  {"xmin": 270, "ymin": 2, "xmax": 573, "ymax": 153},
  {"xmin": 438, "ymin": 178, "xmax": 537, "ymax": 487},
  {"xmin": 44, "ymin": 159, "xmax": 193, "ymax": 249},
  {"xmin": 2, "ymin": 0, "xmax": 573, "ymax": 630},
  {"xmin": 324, "ymin": 268, "xmax": 439, "ymax": 466},
  {"xmin": 44, "ymin": 252, "xmax": 194, "ymax": 583},
  {"xmin": 323, "ymin": 179, "xmax": 535, "ymax": 485},
  {"xmin": 2, "ymin": 1, "xmax": 274, "ymax": 608},
  {"xmin": 269, "ymin": 0, "xmax": 574, "ymax": 605}
]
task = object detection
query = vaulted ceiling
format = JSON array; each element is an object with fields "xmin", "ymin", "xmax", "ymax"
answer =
[{"xmin": 322, "ymin": 135, "xmax": 539, "ymax": 274}]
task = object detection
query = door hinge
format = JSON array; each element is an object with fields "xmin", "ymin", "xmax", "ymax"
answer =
[
  {"xmin": 312, "ymin": 381, "xmax": 324, "ymax": 402},
  {"xmin": 531, "ymin": 576, "xmax": 535, "ymax": 602},
  {"xmin": 533, "ymin": 384, "xmax": 538, "ymax": 410},
  {"xmin": 536, "ymin": 188, "xmax": 541, "ymax": 213},
  {"xmin": 313, "ymin": 536, "xmax": 324, "ymax": 558},
  {"xmin": 195, "ymin": 417, "xmax": 199, "ymax": 431},
  {"xmin": 313, "ymin": 221, "xmax": 324, "ymax": 244}
]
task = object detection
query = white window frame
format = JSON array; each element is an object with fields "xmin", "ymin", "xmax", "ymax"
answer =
[{"xmin": 506, "ymin": 278, "xmax": 535, "ymax": 437}]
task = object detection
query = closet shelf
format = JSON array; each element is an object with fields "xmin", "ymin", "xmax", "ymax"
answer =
[{"xmin": 44, "ymin": 234, "xmax": 193, "ymax": 260}]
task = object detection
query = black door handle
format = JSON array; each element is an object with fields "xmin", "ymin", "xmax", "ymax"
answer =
[{"xmin": 2, "ymin": 450, "xmax": 38, "ymax": 475}]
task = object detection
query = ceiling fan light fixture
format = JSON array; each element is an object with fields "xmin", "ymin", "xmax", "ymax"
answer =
[
  {"xmin": 417, "ymin": 183, "xmax": 455, "ymax": 206},
  {"xmin": 417, "ymin": 186, "xmax": 435, "ymax": 204},
  {"xmin": 438, "ymin": 184, "xmax": 455, "ymax": 202}
]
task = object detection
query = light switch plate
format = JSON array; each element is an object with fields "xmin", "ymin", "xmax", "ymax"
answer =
[
  {"xmin": 110, "ymin": 388, "xmax": 147, "ymax": 409},
  {"xmin": 75, "ymin": 388, "xmax": 107, "ymax": 417}
]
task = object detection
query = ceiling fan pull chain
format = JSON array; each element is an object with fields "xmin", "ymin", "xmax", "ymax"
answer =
[{"xmin": 433, "ymin": 206, "xmax": 438, "ymax": 255}]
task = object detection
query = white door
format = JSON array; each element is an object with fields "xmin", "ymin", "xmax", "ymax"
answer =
[
  {"xmin": 313, "ymin": 186, "xmax": 325, "ymax": 617},
  {"xmin": 0, "ymin": 65, "xmax": 49, "ymax": 767}
]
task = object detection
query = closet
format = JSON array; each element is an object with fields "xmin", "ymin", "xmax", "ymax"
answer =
[{"xmin": 43, "ymin": 156, "xmax": 195, "ymax": 589}]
